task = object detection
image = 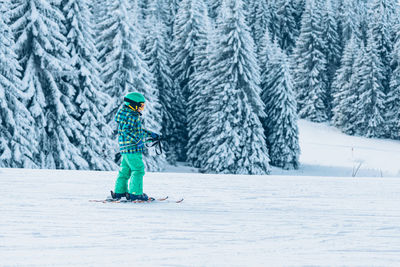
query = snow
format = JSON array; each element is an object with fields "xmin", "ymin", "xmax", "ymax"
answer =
[
  {"xmin": 1, "ymin": 120, "xmax": 400, "ymax": 266},
  {"xmin": 285, "ymin": 120, "xmax": 400, "ymax": 177}
]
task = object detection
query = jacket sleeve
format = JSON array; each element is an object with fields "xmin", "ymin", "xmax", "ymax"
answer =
[{"xmin": 143, "ymin": 129, "xmax": 154, "ymax": 138}]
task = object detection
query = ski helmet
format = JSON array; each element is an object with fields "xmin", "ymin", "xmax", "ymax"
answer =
[{"xmin": 124, "ymin": 92, "xmax": 145, "ymax": 106}]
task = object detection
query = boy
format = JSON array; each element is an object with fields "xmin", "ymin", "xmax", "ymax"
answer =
[{"xmin": 111, "ymin": 92, "xmax": 159, "ymax": 201}]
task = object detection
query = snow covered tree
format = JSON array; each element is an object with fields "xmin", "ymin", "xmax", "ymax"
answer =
[
  {"xmin": 208, "ymin": 0, "xmax": 221, "ymax": 22},
  {"xmin": 321, "ymin": 0, "xmax": 342, "ymax": 116},
  {"xmin": 368, "ymin": 0, "xmax": 398, "ymax": 94},
  {"xmin": 260, "ymin": 42, "xmax": 300, "ymax": 169},
  {"xmin": 0, "ymin": 3, "xmax": 37, "ymax": 168},
  {"xmin": 336, "ymin": 0, "xmax": 359, "ymax": 45},
  {"xmin": 186, "ymin": 2, "xmax": 214, "ymax": 168},
  {"xmin": 354, "ymin": 31, "xmax": 386, "ymax": 138},
  {"xmin": 97, "ymin": 0, "xmax": 164, "ymax": 171},
  {"xmin": 272, "ymin": 0, "xmax": 300, "ymax": 54},
  {"xmin": 292, "ymin": 0, "xmax": 328, "ymax": 122},
  {"xmin": 293, "ymin": 0, "xmax": 306, "ymax": 29},
  {"xmin": 247, "ymin": 0, "xmax": 271, "ymax": 53},
  {"xmin": 169, "ymin": 0, "xmax": 182, "ymax": 19},
  {"xmin": 258, "ymin": 29, "xmax": 273, "ymax": 70},
  {"xmin": 137, "ymin": 0, "xmax": 150, "ymax": 22},
  {"xmin": 61, "ymin": 0, "xmax": 116, "ymax": 170},
  {"xmin": 201, "ymin": 0, "xmax": 270, "ymax": 175},
  {"xmin": 331, "ymin": 36, "xmax": 360, "ymax": 134},
  {"xmin": 141, "ymin": 1, "xmax": 181, "ymax": 164},
  {"xmin": 170, "ymin": 0, "xmax": 211, "ymax": 161},
  {"xmin": 386, "ymin": 22, "xmax": 400, "ymax": 139},
  {"xmin": 8, "ymin": 0, "xmax": 102, "ymax": 169}
]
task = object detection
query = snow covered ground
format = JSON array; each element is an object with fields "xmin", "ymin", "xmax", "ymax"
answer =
[
  {"xmin": 1, "ymin": 120, "xmax": 400, "ymax": 266},
  {"xmin": 271, "ymin": 120, "xmax": 400, "ymax": 177}
]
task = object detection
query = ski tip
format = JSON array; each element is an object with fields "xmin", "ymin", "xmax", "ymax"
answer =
[{"xmin": 176, "ymin": 198, "xmax": 184, "ymax": 203}]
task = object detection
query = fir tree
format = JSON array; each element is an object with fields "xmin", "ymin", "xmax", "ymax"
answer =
[
  {"xmin": 386, "ymin": 22, "xmax": 400, "ymax": 139},
  {"xmin": 354, "ymin": 31, "xmax": 386, "ymax": 138},
  {"xmin": 331, "ymin": 36, "xmax": 360, "ymax": 134},
  {"xmin": 169, "ymin": 0, "xmax": 182, "ymax": 20},
  {"xmin": 368, "ymin": 0, "xmax": 398, "ymax": 94},
  {"xmin": 170, "ymin": 0, "xmax": 210, "ymax": 161},
  {"xmin": 61, "ymin": 0, "xmax": 116, "ymax": 170},
  {"xmin": 292, "ymin": 0, "xmax": 328, "ymax": 122},
  {"xmin": 138, "ymin": 0, "xmax": 150, "ymax": 23},
  {"xmin": 258, "ymin": 29, "xmax": 273, "ymax": 70},
  {"xmin": 321, "ymin": 0, "xmax": 341, "ymax": 117},
  {"xmin": 9, "ymin": 0, "xmax": 98, "ymax": 169},
  {"xmin": 97, "ymin": 0, "xmax": 164, "ymax": 171},
  {"xmin": 186, "ymin": 1, "xmax": 213, "ymax": 168},
  {"xmin": 142, "ymin": 0, "xmax": 180, "ymax": 164},
  {"xmin": 356, "ymin": 0, "xmax": 370, "ymax": 46},
  {"xmin": 0, "ymin": 3, "xmax": 37, "ymax": 168},
  {"xmin": 208, "ymin": 0, "xmax": 221, "ymax": 22},
  {"xmin": 336, "ymin": 0, "xmax": 359, "ymax": 45},
  {"xmin": 272, "ymin": 0, "xmax": 299, "ymax": 54},
  {"xmin": 247, "ymin": 0, "xmax": 270, "ymax": 53},
  {"xmin": 261, "ymin": 42, "xmax": 300, "ymax": 169},
  {"xmin": 201, "ymin": 0, "xmax": 270, "ymax": 175},
  {"xmin": 293, "ymin": 0, "xmax": 306, "ymax": 30}
]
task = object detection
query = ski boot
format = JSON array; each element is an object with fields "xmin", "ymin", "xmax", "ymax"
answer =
[
  {"xmin": 110, "ymin": 190, "xmax": 127, "ymax": 200},
  {"xmin": 126, "ymin": 193, "xmax": 153, "ymax": 201}
]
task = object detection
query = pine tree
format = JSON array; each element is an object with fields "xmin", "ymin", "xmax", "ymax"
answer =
[
  {"xmin": 247, "ymin": 0, "xmax": 271, "ymax": 54},
  {"xmin": 141, "ymin": 0, "xmax": 180, "ymax": 164},
  {"xmin": 186, "ymin": 1, "xmax": 213, "ymax": 168},
  {"xmin": 97, "ymin": 0, "xmax": 164, "ymax": 171},
  {"xmin": 293, "ymin": 0, "xmax": 306, "ymax": 30},
  {"xmin": 354, "ymin": 31, "xmax": 386, "ymax": 138},
  {"xmin": 8, "ymin": 0, "xmax": 99, "ymax": 169},
  {"xmin": 208, "ymin": 0, "xmax": 221, "ymax": 22},
  {"xmin": 170, "ymin": 0, "xmax": 210, "ymax": 161},
  {"xmin": 201, "ymin": 0, "xmax": 270, "ymax": 175},
  {"xmin": 258, "ymin": 29, "xmax": 273, "ymax": 70},
  {"xmin": 61, "ymin": 0, "xmax": 116, "ymax": 170},
  {"xmin": 272, "ymin": 0, "xmax": 299, "ymax": 54},
  {"xmin": 138, "ymin": 0, "xmax": 150, "ymax": 23},
  {"xmin": 0, "ymin": 3, "xmax": 37, "ymax": 168},
  {"xmin": 292, "ymin": 0, "xmax": 328, "ymax": 122},
  {"xmin": 331, "ymin": 36, "xmax": 360, "ymax": 134},
  {"xmin": 321, "ymin": 0, "xmax": 342, "ymax": 117},
  {"xmin": 368, "ymin": 0, "xmax": 398, "ymax": 94},
  {"xmin": 336, "ymin": 0, "xmax": 359, "ymax": 45},
  {"xmin": 356, "ymin": 0, "xmax": 370, "ymax": 46},
  {"xmin": 386, "ymin": 22, "xmax": 400, "ymax": 139},
  {"xmin": 169, "ymin": 0, "xmax": 182, "ymax": 20},
  {"xmin": 261, "ymin": 42, "xmax": 300, "ymax": 169}
]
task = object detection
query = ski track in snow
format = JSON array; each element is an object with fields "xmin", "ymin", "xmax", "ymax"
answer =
[{"xmin": 1, "ymin": 169, "xmax": 400, "ymax": 266}]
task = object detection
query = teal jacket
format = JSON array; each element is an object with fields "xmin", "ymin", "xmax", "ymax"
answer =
[{"xmin": 115, "ymin": 105, "xmax": 153, "ymax": 154}]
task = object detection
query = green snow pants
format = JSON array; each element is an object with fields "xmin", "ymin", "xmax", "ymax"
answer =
[{"xmin": 114, "ymin": 153, "xmax": 145, "ymax": 195}]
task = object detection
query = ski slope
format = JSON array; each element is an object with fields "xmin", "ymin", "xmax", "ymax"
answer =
[{"xmin": 1, "ymin": 120, "xmax": 400, "ymax": 266}]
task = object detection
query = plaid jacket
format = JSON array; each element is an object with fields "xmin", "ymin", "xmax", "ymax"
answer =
[{"xmin": 115, "ymin": 105, "xmax": 152, "ymax": 154}]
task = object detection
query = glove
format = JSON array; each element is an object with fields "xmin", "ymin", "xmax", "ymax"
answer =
[{"xmin": 150, "ymin": 132, "xmax": 160, "ymax": 140}]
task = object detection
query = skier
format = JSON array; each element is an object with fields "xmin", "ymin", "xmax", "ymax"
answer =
[{"xmin": 110, "ymin": 92, "xmax": 160, "ymax": 201}]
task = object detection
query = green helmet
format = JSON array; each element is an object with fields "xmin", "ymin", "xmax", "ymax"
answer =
[{"xmin": 124, "ymin": 92, "xmax": 145, "ymax": 106}]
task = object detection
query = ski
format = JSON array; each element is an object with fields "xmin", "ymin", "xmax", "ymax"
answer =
[{"xmin": 89, "ymin": 196, "xmax": 184, "ymax": 203}]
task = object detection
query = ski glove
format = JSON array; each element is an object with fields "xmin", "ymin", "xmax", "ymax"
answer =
[{"xmin": 151, "ymin": 132, "xmax": 160, "ymax": 140}]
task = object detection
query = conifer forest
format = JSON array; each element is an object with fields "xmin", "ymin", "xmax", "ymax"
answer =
[{"xmin": 0, "ymin": 0, "xmax": 399, "ymax": 174}]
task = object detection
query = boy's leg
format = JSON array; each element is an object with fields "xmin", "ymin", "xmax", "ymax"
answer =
[
  {"xmin": 114, "ymin": 154, "xmax": 131, "ymax": 194},
  {"xmin": 126, "ymin": 153, "xmax": 145, "ymax": 195}
]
